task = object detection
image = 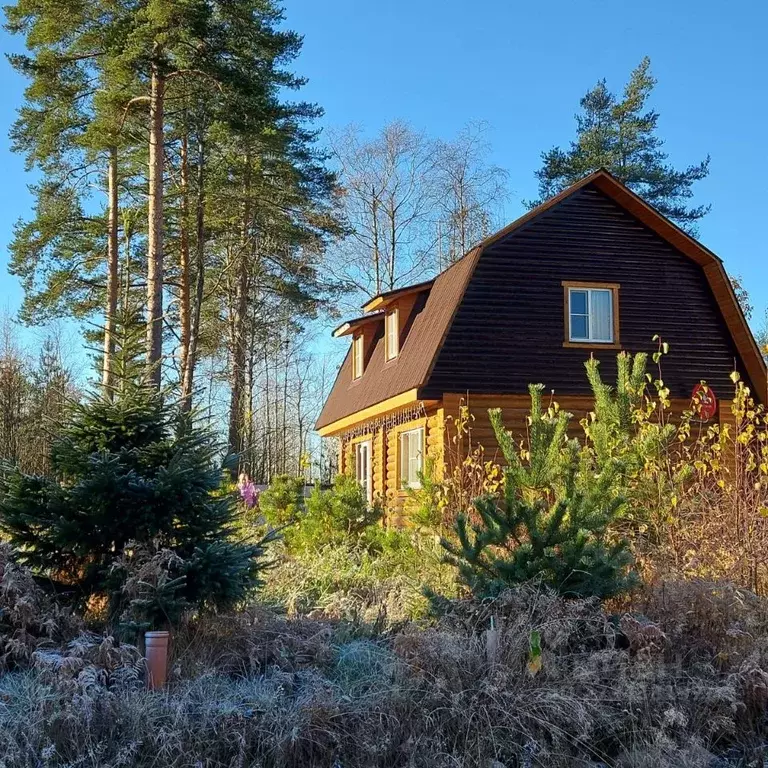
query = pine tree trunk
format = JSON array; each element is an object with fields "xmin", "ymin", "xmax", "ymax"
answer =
[
  {"xmin": 178, "ymin": 132, "xmax": 191, "ymax": 406},
  {"xmin": 181, "ymin": 136, "xmax": 205, "ymax": 413},
  {"xmin": 227, "ymin": 251, "xmax": 248, "ymax": 462},
  {"xmin": 120, "ymin": 218, "xmax": 133, "ymax": 394},
  {"xmin": 245, "ymin": 323, "xmax": 255, "ymax": 475},
  {"xmin": 122, "ymin": 215, "xmax": 132, "ymax": 314},
  {"xmin": 264, "ymin": 341, "xmax": 271, "ymax": 480},
  {"xmin": 227, "ymin": 160, "xmax": 251, "ymax": 463},
  {"xmin": 281, "ymin": 320, "xmax": 288, "ymax": 475},
  {"xmin": 102, "ymin": 146, "xmax": 119, "ymax": 397},
  {"xmin": 146, "ymin": 59, "xmax": 165, "ymax": 388}
]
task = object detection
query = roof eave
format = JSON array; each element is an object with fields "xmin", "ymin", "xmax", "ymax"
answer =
[
  {"xmin": 331, "ymin": 312, "xmax": 384, "ymax": 338},
  {"xmin": 316, "ymin": 388, "xmax": 436, "ymax": 435},
  {"xmin": 361, "ymin": 279, "xmax": 435, "ymax": 313}
]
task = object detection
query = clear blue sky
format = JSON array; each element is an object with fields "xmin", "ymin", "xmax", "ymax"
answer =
[
  {"xmin": 1, "ymin": 0, "xmax": 766, "ymax": 340},
  {"xmin": 287, "ymin": 0, "xmax": 768, "ymax": 327}
]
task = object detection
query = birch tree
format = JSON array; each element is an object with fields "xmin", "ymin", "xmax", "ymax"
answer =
[
  {"xmin": 434, "ymin": 122, "xmax": 509, "ymax": 268},
  {"xmin": 328, "ymin": 121, "xmax": 440, "ymax": 302},
  {"xmin": 329, "ymin": 121, "xmax": 510, "ymax": 304}
]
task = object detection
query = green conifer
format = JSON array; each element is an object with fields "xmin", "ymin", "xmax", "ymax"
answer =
[
  {"xmin": 531, "ymin": 58, "xmax": 710, "ymax": 232},
  {"xmin": 0, "ymin": 383, "xmax": 273, "ymax": 627},
  {"xmin": 583, "ymin": 351, "xmax": 650, "ymax": 470},
  {"xmin": 442, "ymin": 385, "xmax": 636, "ymax": 599}
]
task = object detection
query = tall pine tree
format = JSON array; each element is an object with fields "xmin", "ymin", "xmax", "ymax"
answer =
[
  {"xmin": 6, "ymin": 0, "xmax": 338, "ymax": 399},
  {"xmin": 5, "ymin": 0, "xmax": 145, "ymax": 395},
  {"xmin": 531, "ymin": 58, "xmax": 710, "ymax": 232}
]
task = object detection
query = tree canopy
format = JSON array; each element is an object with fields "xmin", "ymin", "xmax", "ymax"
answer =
[{"xmin": 531, "ymin": 58, "xmax": 710, "ymax": 232}]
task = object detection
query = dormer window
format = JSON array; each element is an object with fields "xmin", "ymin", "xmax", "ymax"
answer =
[
  {"xmin": 352, "ymin": 334, "xmax": 364, "ymax": 379},
  {"xmin": 385, "ymin": 308, "xmax": 399, "ymax": 360}
]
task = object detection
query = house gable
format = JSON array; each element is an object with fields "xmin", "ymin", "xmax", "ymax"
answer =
[
  {"xmin": 423, "ymin": 183, "xmax": 757, "ymax": 400},
  {"xmin": 316, "ymin": 170, "xmax": 766, "ymax": 434}
]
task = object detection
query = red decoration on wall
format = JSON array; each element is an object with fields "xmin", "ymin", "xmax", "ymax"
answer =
[{"xmin": 691, "ymin": 383, "xmax": 717, "ymax": 421}]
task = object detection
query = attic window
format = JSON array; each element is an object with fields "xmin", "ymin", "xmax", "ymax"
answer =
[
  {"xmin": 352, "ymin": 334, "xmax": 364, "ymax": 379},
  {"xmin": 563, "ymin": 282, "xmax": 620, "ymax": 347},
  {"xmin": 385, "ymin": 308, "xmax": 399, "ymax": 360}
]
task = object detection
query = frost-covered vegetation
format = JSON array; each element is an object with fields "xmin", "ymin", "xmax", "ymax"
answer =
[
  {"xmin": 2, "ymin": 543, "xmax": 768, "ymax": 767},
  {"xmin": 2, "ymin": 348, "xmax": 768, "ymax": 766}
]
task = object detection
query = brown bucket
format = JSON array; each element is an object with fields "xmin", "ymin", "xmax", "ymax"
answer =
[{"xmin": 145, "ymin": 630, "xmax": 170, "ymax": 690}]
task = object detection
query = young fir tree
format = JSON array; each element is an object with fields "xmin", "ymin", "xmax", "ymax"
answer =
[
  {"xmin": 531, "ymin": 57, "xmax": 710, "ymax": 232},
  {"xmin": 442, "ymin": 385, "xmax": 636, "ymax": 599},
  {"xmin": 0, "ymin": 379, "xmax": 273, "ymax": 627}
]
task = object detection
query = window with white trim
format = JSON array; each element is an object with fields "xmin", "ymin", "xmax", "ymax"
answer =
[
  {"xmin": 385, "ymin": 309, "xmax": 399, "ymax": 360},
  {"xmin": 399, "ymin": 427, "xmax": 424, "ymax": 489},
  {"xmin": 352, "ymin": 334, "xmax": 364, "ymax": 379},
  {"xmin": 355, "ymin": 440, "xmax": 372, "ymax": 502},
  {"xmin": 567, "ymin": 287, "xmax": 615, "ymax": 343}
]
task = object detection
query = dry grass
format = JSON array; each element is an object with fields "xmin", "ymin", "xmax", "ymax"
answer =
[
  {"xmin": 1, "ymin": 578, "xmax": 767, "ymax": 767},
  {"xmin": 0, "ymin": 543, "xmax": 81, "ymax": 671}
]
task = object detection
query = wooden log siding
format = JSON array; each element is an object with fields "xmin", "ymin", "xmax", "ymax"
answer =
[
  {"xmin": 424, "ymin": 185, "xmax": 752, "ymax": 403},
  {"xmin": 442, "ymin": 394, "xmax": 595, "ymax": 461},
  {"xmin": 385, "ymin": 427, "xmax": 398, "ymax": 513},
  {"xmin": 427, "ymin": 409, "xmax": 445, "ymax": 480},
  {"xmin": 442, "ymin": 393, "xmax": 729, "ymax": 467}
]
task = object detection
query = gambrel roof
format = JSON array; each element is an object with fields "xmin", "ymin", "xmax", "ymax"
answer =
[{"xmin": 316, "ymin": 169, "xmax": 766, "ymax": 434}]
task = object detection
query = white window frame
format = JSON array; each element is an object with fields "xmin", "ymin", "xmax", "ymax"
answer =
[
  {"xmin": 399, "ymin": 426, "xmax": 424, "ymax": 490},
  {"xmin": 352, "ymin": 334, "xmax": 364, "ymax": 379},
  {"xmin": 567, "ymin": 287, "xmax": 614, "ymax": 343},
  {"xmin": 385, "ymin": 308, "xmax": 399, "ymax": 361},
  {"xmin": 355, "ymin": 439, "xmax": 372, "ymax": 503}
]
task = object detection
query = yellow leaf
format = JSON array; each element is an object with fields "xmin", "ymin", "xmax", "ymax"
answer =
[{"xmin": 527, "ymin": 655, "xmax": 542, "ymax": 677}]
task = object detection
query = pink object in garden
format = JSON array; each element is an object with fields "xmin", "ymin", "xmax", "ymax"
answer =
[
  {"xmin": 145, "ymin": 630, "xmax": 170, "ymax": 690},
  {"xmin": 238, "ymin": 477, "xmax": 259, "ymax": 508}
]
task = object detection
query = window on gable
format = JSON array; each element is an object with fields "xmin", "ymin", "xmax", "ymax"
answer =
[
  {"xmin": 352, "ymin": 334, "xmax": 364, "ymax": 379},
  {"xmin": 399, "ymin": 426, "xmax": 424, "ymax": 490},
  {"xmin": 564, "ymin": 283, "xmax": 619, "ymax": 345},
  {"xmin": 385, "ymin": 308, "xmax": 399, "ymax": 360}
]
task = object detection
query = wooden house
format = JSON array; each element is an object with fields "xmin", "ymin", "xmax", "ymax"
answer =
[{"xmin": 315, "ymin": 170, "xmax": 767, "ymax": 512}]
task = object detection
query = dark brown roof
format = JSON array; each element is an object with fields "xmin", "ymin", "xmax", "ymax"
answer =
[
  {"xmin": 316, "ymin": 169, "xmax": 767, "ymax": 432},
  {"xmin": 315, "ymin": 248, "xmax": 480, "ymax": 429}
]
